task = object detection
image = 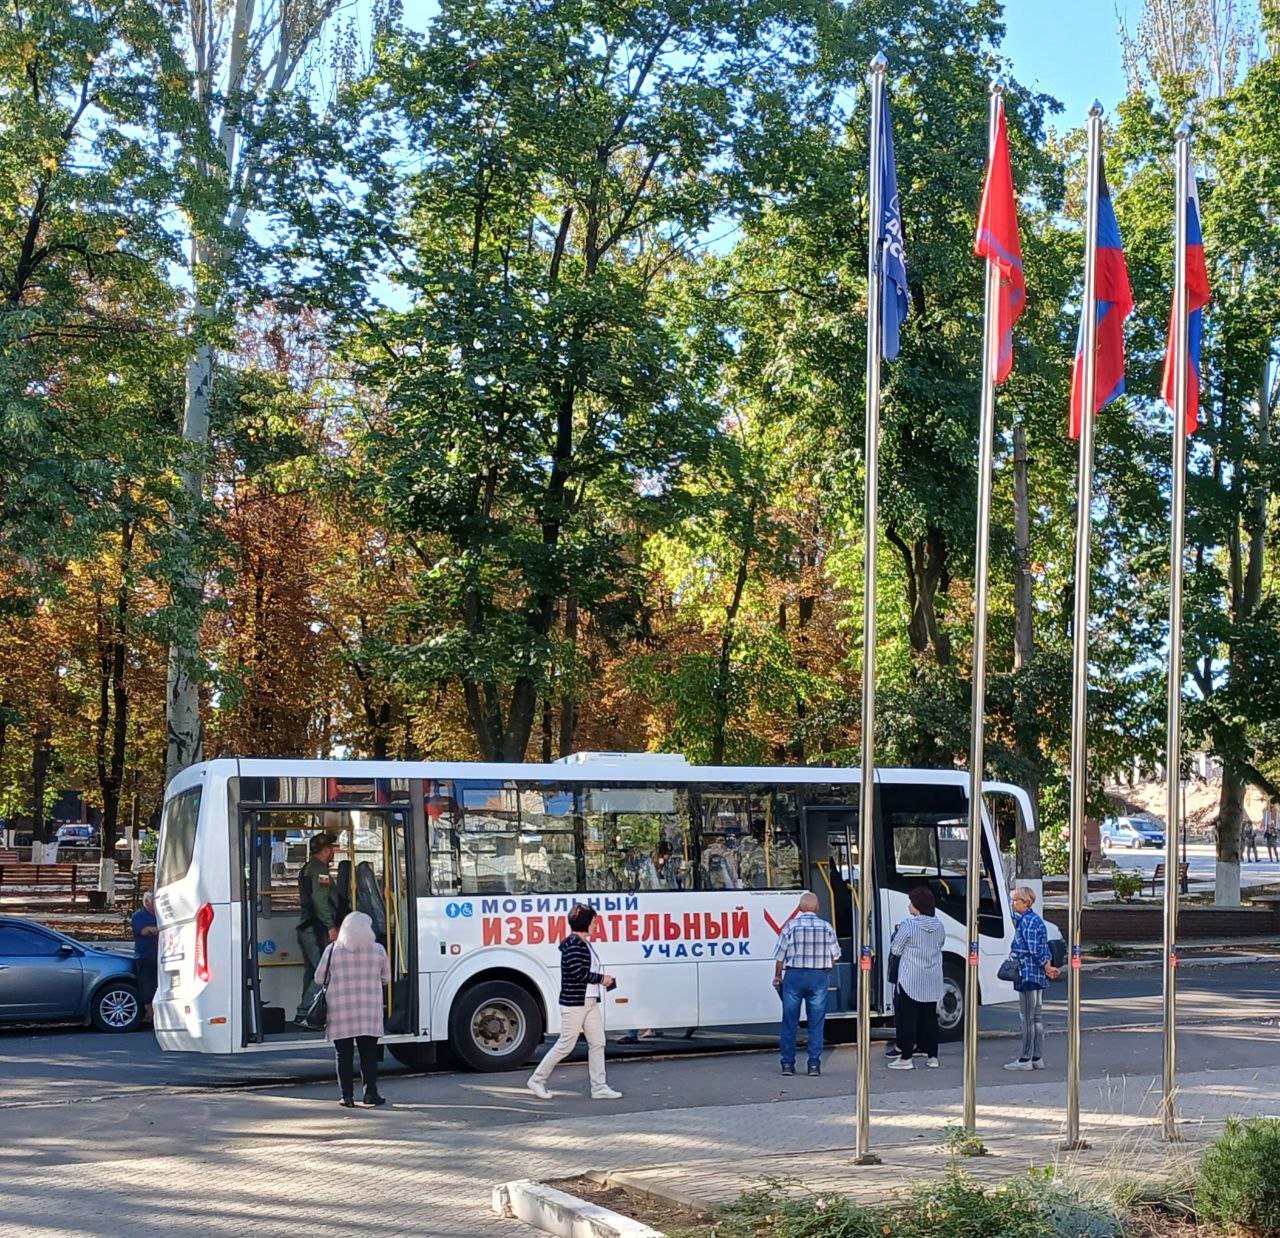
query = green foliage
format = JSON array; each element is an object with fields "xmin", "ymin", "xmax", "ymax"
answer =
[
  {"xmin": 1111, "ymin": 869, "xmax": 1144, "ymax": 902},
  {"xmin": 1039, "ymin": 824, "xmax": 1070, "ymax": 877},
  {"xmin": 941, "ymin": 1125, "xmax": 988, "ymax": 1158},
  {"xmin": 1196, "ymin": 1116, "xmax": 1280, "ymax": 1235},
  {"xmin": 706, "ymin": 1171, "xmax": 1123, "ymax": 1238}
]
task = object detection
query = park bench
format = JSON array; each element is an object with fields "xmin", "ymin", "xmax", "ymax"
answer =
[
  {"xmin": 1150, "ymin": 861, "xmax": 1190, "ymax": 897},
  {"xmin": 0, "ymin": 848, "xmax": 19, "ymax": 865},
  {"xmin": 0, "ymin": 862, "xmax": 85, "ymax": 904}
]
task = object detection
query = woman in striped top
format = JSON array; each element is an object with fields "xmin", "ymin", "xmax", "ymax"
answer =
[
  {"xmin": 526, "ymin": 904, "xmax": 623, "ymax": 1100},
  {"xmin": 886, "ymin": 886, "xmax": 946, "ymax": 1070}
]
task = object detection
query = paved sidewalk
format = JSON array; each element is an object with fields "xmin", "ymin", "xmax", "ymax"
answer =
[{"xmin": 3, "ymin": 1058, "xmax": 1277, "ymax": 1238}]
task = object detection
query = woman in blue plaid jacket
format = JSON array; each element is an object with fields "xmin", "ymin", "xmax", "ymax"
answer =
[{"xmin": 1004, "ymin": 887, "xmax": 1060, "ymax": 1071}]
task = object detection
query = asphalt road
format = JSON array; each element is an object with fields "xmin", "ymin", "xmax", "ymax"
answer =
[
  {"xmin": 1095, "ymin": 841, "xmax": 1280, "ymax": 886},
  {"xmin": 1, "ymin": 958, "xmax": 1276, "ymax": 1111}
]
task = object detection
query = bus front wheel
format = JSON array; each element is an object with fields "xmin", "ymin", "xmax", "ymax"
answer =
[
  {"xmin": 936, "ymin": 959, "xmax": 967, "ymax": 1042},
  {"xmin": 449, "ymin": 979, "xmax": 543, "ymax": 1072}
]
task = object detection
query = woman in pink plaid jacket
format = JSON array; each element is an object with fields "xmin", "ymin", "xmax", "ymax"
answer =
[{"xmin": 315, "ymin": 912, "xmax": 391, "ymax": 1107}]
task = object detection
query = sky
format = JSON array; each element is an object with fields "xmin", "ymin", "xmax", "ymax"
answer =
[{"xmin": 1001, "ymin": 0, "xmax": 1146, "ymax": 127}]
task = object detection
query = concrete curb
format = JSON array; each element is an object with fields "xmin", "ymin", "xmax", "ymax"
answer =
[
  {"xmin": 1080, "ymin": 953, "xmax": 1274, "ymax": 972},
  {"xmin": 492, "ymin": 1178, "xmax": 665, "ymax": 1238}
]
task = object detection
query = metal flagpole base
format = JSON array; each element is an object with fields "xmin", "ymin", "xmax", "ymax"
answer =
[{"xmin": 853, "ymin": 1153, "xmax": 883, "ymax": 1166}]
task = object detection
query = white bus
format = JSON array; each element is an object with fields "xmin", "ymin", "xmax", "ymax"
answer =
[{"xmin": 152, "ymin": 752, "xmax": 1036, "ymax": 1071}]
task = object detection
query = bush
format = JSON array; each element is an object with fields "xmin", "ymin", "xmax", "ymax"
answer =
[
  {"xmin": 1111, "ymin": 869, "xmax": 1144, "ymax": 902},
  {"xmin": 1196, "ymin": 1116, "xmax": 1280, "ymax": 1235},
  {"xmin": 1040, "ymin": 824, "xmax": 1069, "ymax": 877}
]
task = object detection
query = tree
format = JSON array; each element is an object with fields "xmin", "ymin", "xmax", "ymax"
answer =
[
  {"xmin": 264, "ymin": 0, "xmax": 850, "ymax": 762},
  {"xmin": 165, "ymin": 0, "xmax": 344, "ymax": 782}
]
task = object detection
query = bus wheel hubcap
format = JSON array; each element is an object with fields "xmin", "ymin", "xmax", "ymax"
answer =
[
  {"xmin": 472, "ymin": 1000, "xmax": 524, "ymax": 1055},
  {"xmin": 102, "ymin": 990, "xmax": 138, "ymax": 1027},
  {"xmin": 938, "ymin": 979, "xmax": 962, "ymax": 1030}
]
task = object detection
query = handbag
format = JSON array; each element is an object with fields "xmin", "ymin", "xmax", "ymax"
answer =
[
  {"xmin": 997, "ymin": 955, "xmax": 1021, "ymax": 983},
  {"xmin": 299, "ymin": 947, "xmax": 333, "ymax": 1030},
  {"xmin": 887, "ymin": 952, "xmax": 901, "ymax": 986}
]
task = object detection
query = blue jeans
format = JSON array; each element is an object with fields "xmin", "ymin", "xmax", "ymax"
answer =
[{"xmin": 780, "ymin": 968, "xmax": 829, "ymax": 1067}]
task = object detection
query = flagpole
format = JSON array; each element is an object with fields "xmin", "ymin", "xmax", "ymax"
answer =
[
  {"xmin": 1064, "ymin": 101, "xmax": 1105, "ymax": 1154},
  {"xmin": 855, "ymin": 49, "xmax": 887, "ymax": 1168},
  {"xmin": 962, "ymin": 74, "xmax": 1005, "ymax": 1138},
  {"xmin": 1161, "ymin": 119, "xmax": 1192, "ymax": 1144}
]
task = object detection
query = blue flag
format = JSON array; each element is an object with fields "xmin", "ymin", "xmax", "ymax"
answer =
[{"xmin": 877, "ymin": 87, "xmax": 909, "ymax": 360}]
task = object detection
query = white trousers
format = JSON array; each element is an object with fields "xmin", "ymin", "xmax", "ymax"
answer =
[{"xmin": 530, "ymin": 999, "xmax": 607, "ymax": 1091}]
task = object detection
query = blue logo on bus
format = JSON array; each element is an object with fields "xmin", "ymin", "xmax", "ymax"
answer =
[
  {"xmin": 259, "ymin": 940, "xmax": 276, "ymax": 955},
  {"xmin": 445, "ymin": 902, "xmax": 473, "ymax": 919}
]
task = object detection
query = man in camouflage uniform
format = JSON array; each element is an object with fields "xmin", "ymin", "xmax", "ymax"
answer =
[{"xmin": 294, "ymin": 831, "xmax": 339, "ymax": 1025}]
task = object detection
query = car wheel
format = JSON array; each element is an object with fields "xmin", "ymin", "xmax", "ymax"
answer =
[
  {"xmin": 90, "ymin": 981, "xmax": 142, "ymax": 1033},
  {"xmin": 449, "ymin": 979, "xmax": 543, "ymax": 1072},
  {"xmin": 936, "ymin": 958, "xmax": 967, "ymax": 1043}
]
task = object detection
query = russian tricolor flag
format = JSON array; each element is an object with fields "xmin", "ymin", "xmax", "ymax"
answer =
[
  {"xmin": 1069, "ymin": 152, "xmax": 1133, "ymax": 439},
  {"xmin": 1162, "ymin": 166, "xmax": 1211, "ymax": 434}
]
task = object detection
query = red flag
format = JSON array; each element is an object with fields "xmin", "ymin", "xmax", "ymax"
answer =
[{"xmin": 974, "ymin": 101, "xmax": 1025, "ymax": 384}]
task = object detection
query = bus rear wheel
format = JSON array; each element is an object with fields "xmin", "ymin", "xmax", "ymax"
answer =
[
  {"xmin": 449, "ymin": 979, "xmax": 543, "ymax": 1072},
  {"xmin": 936, "ymin": 959, "xmax": 967, "ymax": 1042}
]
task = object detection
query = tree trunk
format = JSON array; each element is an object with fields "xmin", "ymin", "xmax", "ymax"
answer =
[
  {"xmin": 1214, "ymin": 768, "xmax": 1245, "ymax": 906},
  {"xmin": 557, "ymin": 596, "xmax": 579, "ymax": 758},
  {"xmin": 1011, "ymin": 426, "xmax": 1041, "ymax": 880},
  {"xmin": 711, "ymin": 502, "xmax": 756, "ymax": 765},
  {"xmin": 886, "ymin": 525, "xmax": 951, "ymax": 664},
  {"xmin": 165, "ymin": 327, "xmax": 213, "ymax": 784},
  {"xmin": 31, "ymin": 720, "xmax": 53, "ymax": 848}
]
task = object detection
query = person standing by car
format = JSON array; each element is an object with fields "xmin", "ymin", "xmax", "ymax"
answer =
[
  {"xmin": 886, "ymin": 886, "xmax": 945, "ymax": 1071},
  {"xmin": 772, "ymin": 891, "xmax": 841, "ymax": 1077},
  {"xmin": 295, "ymin": 832, "xmax": 339, "ymax": 1025},
  {"xmin": 315, "ymin": 911, "xmax": 390, "ymax": 1107},
  {"xmin": 131, "ymin": 891, "xmax": 160, "ymax": 1021},
  {"xmin": 527, "ymin": 904, "xmax": 622, "ymax": 1100},
  {"xmin": 1003, "ymin": 886, "xmax": 1060, "ymax": 1071}
]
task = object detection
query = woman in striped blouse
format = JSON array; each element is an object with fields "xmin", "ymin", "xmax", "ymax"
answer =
[
  {"xmin": 527, "ymin": 904, "xmax": 623, "ymax": 1100},
  {"xmin": 886, "ymin": 886, "xmax": 945, "ymax": 1070}
]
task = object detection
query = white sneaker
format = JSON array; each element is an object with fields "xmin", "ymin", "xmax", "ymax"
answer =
[
  {"xmin": 526, "ymin": 1077, "xmax": 552, "ymax": 1099},
  {"xmin": 926, "ymin": 1056, "xmax": 940, "ymax": 1069},
  {"xmin": 591, "ymin": 1085, "xmax": 623, "ymax": 1099},
  {"xmin": 1031, "ymin": 1059, "xmax": 1046, "ymax": 1070},
  {"xmin": 886, "ymin": 1057, "xmax": 914, "ymax": 1070},
  {"xmin": 1003, "ymin": 1059, "xmax": 1034, "ymax": 1071}
]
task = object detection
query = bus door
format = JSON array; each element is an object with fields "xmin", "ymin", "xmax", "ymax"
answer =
[
  {"xmin": 800, "ymin": 805, "xmax": 859, "ymax": 1015},
  {"xmin": 239, "ymin": 805, "xmax": 416, "ymax": 1044}
]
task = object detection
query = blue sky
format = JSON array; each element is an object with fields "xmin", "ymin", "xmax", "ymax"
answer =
[{"xmin": 1002, "ymin": 0, "xmax": 1146, "ymax": 127}]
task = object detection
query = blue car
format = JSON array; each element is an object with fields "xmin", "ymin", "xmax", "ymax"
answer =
[
  {"xmin": 1101, "ymin": 816, "xmax": 1166, "ymax": 849},
  {"xmin": 0, "ymin": 916, "xmax": 142, "ymax": 1032}
]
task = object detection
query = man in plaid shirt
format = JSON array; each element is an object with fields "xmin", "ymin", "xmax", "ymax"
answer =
[{"xmin": 772, "ymin": 892, "xmax": 841, "ymax": 1076}]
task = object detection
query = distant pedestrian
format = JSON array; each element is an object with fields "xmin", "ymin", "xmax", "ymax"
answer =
[
  {"xmin": 772, "ymin": 891, "xmax": 841, "ymax": 1077},
  {"xmin": 886, "ymin": 886, "xmax": 945, "ymax": 1071},
  {"xmin": 1003, "ymin": 886, "xmax": 1060, "ymax": 1072},
  {"xmin": 1243, "ymin": 821, "xmax": 1260, "ymax": 863},
  {"xmin": 527, "ymin": 904, "xmax": 622, "ymax": 1100},
  {"xmin": 316, "ymin": 911, "xmax": 390, "ymax": 1108},
  {"xmin": 1264, "ymin": 804, "xmax": 1279, "ymax": 862},
  {"xmin": 131, "ymin": 891, "xmax": 160, "ymax": 1021}
]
